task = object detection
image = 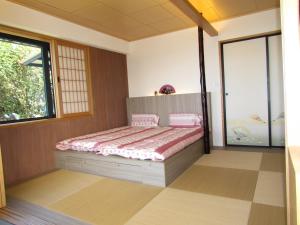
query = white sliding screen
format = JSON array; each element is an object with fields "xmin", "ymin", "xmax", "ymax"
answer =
[
  {"xmin": 223, "ymin": 37, "xmax": 269, "ymax": 146},
  {"xmin": 222, "ymin": 34, "xmax": 285, "ymax": 147},
  {"xmin": 55, "ymin": 40, "xmax": 93, "ymax": 117},
  {"xmin": 269, "ymin": 35, "xmax": 285, "ymax": 146}
]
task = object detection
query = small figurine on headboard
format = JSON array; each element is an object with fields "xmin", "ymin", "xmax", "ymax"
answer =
[{"xmin": 159, "ymin": 84, "xmax": 176, "ymax": 95}]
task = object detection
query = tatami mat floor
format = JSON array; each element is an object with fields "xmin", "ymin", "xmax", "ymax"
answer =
[{"xmin": 6, "ymin": 148, "xmax": 286, "ymax": 225}]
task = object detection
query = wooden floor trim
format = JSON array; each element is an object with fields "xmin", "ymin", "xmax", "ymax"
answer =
[{"xmin": 0, "ymin": 197, "xmax": 89, "ymax": 225}]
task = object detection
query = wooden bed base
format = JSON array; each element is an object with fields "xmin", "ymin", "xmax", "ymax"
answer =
[{"xmin": 55, "ymin": 139, "xmax": 204, "ymax": 187}]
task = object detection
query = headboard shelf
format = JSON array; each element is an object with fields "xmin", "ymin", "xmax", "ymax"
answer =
[{"xmin": 126, "ymin": 93, "xmax": 211, "ymax": 128}]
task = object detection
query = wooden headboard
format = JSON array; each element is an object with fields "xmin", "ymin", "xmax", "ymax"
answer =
[{"xmin": 126, "ymin": 93, "xmax": 211, "ymax": 128}]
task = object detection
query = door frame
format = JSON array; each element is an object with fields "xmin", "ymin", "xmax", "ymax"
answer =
[{"xmin": 220, "ymin": 31, "xmax": 283, "ymax": 148}]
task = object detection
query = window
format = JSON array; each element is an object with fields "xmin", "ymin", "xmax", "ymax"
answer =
[
  {"xmin": 0, "ymin": 32, "xmax": 55, "ymax": 124},
  {"xmin": 55, "ymin": 41, "xmax": 93, "ymax": 116}
]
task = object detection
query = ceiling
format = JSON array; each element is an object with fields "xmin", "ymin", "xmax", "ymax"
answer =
[{"xmin": 8, "ymin": 0, "xmax": 280, "ymax": 41}]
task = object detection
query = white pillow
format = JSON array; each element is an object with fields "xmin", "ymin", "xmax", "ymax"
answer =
[
  {"xmin": 131, "ymin": 114, "xmax": 159, "ymax": 127},
  {"xmin": 169, "ymin": 113, "xmax": 203, "ymax": 127}
]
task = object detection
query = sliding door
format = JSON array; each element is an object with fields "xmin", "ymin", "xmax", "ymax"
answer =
[
  {"xmin": 222, "ymin": 33, "xmax": 284, "ymax": 147},
  {"xmin": 223, "ymin": 38, "xmax": 269, "ymax": 146},
  {"xmin": 269, "ymin": 35, "xmax": 285, "ymax": 146}
]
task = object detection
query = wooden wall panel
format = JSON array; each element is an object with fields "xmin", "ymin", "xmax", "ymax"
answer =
[
  {"xmin": 89, "ymin": 49, "xmax": 129, "ymax": 130},
  {"xmin": 0, "ymin": 47, "xmax": 128, "ymax": 186}
]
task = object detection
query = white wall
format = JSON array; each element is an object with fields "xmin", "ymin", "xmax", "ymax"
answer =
[
  {"xmin": 127, "ymin": 28, "xmax": 201, "ymax": 96},
  {"xmin": 127, "ymin": 8, "xmax": 281, "ymax": 146},
  {"xmin": 280, "ymin": 0, "xmax": 300, "ymax": 147},
  {"xmin": 0, "ymin": 0, "xmax": 128, "ymax": 54}
]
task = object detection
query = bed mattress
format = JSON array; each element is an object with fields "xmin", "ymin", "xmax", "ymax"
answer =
[{"xmin": 56, "ymin": 126, "xmax": 203, "ymax": 161}]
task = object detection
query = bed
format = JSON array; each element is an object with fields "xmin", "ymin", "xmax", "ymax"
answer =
[{"xmin": 55, "ymin": 93, "xmax": 211, "ymax": 187}]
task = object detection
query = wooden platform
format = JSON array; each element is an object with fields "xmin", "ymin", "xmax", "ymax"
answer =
[{"xmin": 55, "ymin": 139, "xmax": 204, "ymax": 187}]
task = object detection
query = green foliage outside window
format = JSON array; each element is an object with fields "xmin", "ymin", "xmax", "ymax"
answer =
[{"xmin": 0, "ymin": 40, "xmax": 47, "ymax": 121}]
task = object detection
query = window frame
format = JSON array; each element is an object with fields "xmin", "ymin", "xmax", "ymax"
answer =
[{"xmin": 0, "ymin": 32, "xmax": 56, "ymax": 124}]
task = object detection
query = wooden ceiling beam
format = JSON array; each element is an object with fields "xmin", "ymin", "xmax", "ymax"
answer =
[{"xmin": 170, "ymin": 0, "xmax": 218, "ymax": 36}]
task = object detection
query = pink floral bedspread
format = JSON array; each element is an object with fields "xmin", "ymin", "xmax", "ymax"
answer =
[{"xmin": 56, "ymin": 126, "xmax": 204, "ymax": 161}]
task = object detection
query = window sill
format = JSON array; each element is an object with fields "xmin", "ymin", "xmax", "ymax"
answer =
[{"xmin": 0, "ymin": 114, "xmax": 93, "ymax": 128}]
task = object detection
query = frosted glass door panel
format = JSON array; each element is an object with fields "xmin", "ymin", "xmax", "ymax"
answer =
[
  {"xmin": 269, "ymin": 35, "xmax": 285, "ymax": 146},
  {"xmin": 224, "ymin": 38, "xmax": 269, "ymax": 146}
]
